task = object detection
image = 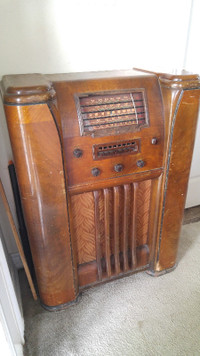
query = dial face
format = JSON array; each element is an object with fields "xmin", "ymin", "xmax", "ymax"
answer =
[{"xmin": 75, "ymin": 89, "xmax": 149, "ymax": 137}]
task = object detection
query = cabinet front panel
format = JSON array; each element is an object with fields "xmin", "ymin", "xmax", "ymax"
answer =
[
  {"xmin": 71, "ymin": 179, "xmax": 152, "ymax": 288},
  {"xmin": 54, "ymin": 76, "xmax": 164, "ymax": 187}
]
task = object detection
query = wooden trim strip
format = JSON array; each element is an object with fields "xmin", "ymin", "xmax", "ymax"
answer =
[
  {"xmin": 93, "ymin": 191, "xmax": 102, "ymax": 281},
  {"xmin": 68, "ymin": 168, "xmax": 163, "ymax": 196},
  {"xmin": 123, "ymin": 184, "xmax": 129, "ymax": 272},
  {"xmin": 147, "ymin": 177, "xmax": 162, "ymax": 267},
  {"xmin": 104, "ymin": 188, "xmax": 111, "ymax": 277},
  {"xmin": 156, "ymin": 92, "xmax": 183, "ymax": 262},
  {"xmin": 113, "ymin": 186, "xmax": 120, "ymax": 274},
  {"xmin": 131, "ymin": 183, "xmax": 138, "ymax": 268}
]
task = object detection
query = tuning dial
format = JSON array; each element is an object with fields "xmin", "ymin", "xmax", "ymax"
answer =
[
  {"xmin": 151, "ymin": 137, "xmax": 158, "ymax": 145},
  {"xmin": 73, "ymin": 148, "xmax": 83, "ymax": 158},
  {"xmin": 137, "ymin": 160, "xmax": 145, "ymax": 168},
  {"xmin": 114, "ymin": 164, "xmax": 124, "ymax": 173},
  {"xmin": 91, "ymin": 167, "xmax": 101, "ymax": 177}
]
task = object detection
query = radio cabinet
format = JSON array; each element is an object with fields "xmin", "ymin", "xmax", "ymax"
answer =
[{"xmin": 1, "ymin": 69, "xmax": 200, "ymax": 310}]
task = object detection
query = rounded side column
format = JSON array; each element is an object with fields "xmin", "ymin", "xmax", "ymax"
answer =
[{"xmin": 2, "ymin": 74, "xmax": 78, "ymax": 308}]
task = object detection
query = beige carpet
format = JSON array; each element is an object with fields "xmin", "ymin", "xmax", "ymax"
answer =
[{"xmin": 21, "ymin": 221, "xmax": 200, "ymax": 356}]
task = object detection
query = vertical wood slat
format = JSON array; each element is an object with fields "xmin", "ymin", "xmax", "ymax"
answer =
[
  {"xmin": 123, "ymin": 184, "xmax": 129, "ymax": 272},
  {"xmin": 131, "ymin": 182, "xmax": 138, "ymax": 268},
  {"xmin": 148, "ymin": 177, "xmax": 162, "ymax": 265},
  {"xmin": 113, "ymin": 186, "xmax": 120, "ymax": 274},
  {"xmin": 104, "ymin": 188, "xmax": 111, "ymax": 277},
  {"xmin": 93, "ymin": 191, "xmax": 102, "ymax": 281}
]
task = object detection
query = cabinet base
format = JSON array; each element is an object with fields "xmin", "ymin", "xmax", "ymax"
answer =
[
  {"xmin": 146, "ymin": 264, "xmax": 177, "ymax": 277},
  {"xmin": 41, "ymin": 294, "xmax": 81, "ymax": 312}
]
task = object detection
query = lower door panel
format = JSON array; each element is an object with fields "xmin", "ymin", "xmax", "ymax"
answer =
[{"xmin": 71, "ymin": 179, "xmax": 153, "ymax": 288}]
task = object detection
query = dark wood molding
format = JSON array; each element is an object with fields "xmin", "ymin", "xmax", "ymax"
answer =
[{"xmin": 1, "ymin": 73, "xmax": 56, "ymax": 104}]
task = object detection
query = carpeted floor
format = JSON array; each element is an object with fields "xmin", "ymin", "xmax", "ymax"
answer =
[{"xmin": 21, "ymin": 221, "xmax": 200, "ymax": 356}]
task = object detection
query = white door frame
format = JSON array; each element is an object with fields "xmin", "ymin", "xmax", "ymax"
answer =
[{"xmin": 0, "ymin": 232, "xmax": 24, "ymax": 356}]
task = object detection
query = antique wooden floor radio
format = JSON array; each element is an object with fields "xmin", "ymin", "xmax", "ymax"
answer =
[{"xmin": 1, "ymin": 69, "xmax": 200, "ymax": 310}]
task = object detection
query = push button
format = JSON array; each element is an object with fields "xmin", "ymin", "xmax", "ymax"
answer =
[
  {"xmin": 151, "ymin": 137, "xmax": 158, "ymax": 145},
  {"xmin": 91, "ymin": 167, "xmax": 101, "ymax": 177},
  {"xmin": 73, "ymin": 148, "xmax": 83, "ymax": 158},
  {"xmin": 137, "ymin": 160, "xmax": 145, "ymax": 168},
  {"xmin": 114, "ymin": 164, "xmax": 124, "ymax": 172}
]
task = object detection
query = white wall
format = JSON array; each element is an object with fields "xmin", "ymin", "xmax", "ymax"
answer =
[
  {"xmin": 0, "ymin": 0, "xmax": 199, "ymax": 256},
  {"xmin": 185, "ymin": 0, "xmax": 200, "ymax": 208},
  {"xmin": 0, "ymin": 101, "xmax": 18, "ymax": 254},
  {"xmin": 0, "ymin": 0, "xmax": 192, "ymax": 76}
]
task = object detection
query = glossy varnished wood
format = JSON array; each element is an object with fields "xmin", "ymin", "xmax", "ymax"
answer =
[
  {"xmin": 2, "ymin": 69, "xmax": 200, "ymax": 309},
  {"xmin": 70, "ymin": 178, "xmax": 152, "ymax": 288},
  {"xmin": 71, "ymin": 192, "xmax": 96, "ymax": 264},
  {"xmin": 155, "ymin": 87, "xmax": 200, "ymax": 272},
  {"xmin": 113, "ymin": 186, "xmax": 120, "ymax": 274},
  {"xmin": 104, "ymin": 188, "xmax": 111, "ymax": 277},
  {"xmin": 68, "ymin": 168, "xmax": 163, "ymax": 195},
  {"xmin": 123, "ymin": 184, "xmax": 129, "ymax": 272},
  {"xmin": 93, "ymin": 190, "xmax": 102, "ymax": 281},
  {"xmin": 131, "ymin": 183, "xmax": 138, "ymax": 268},
  {"xmin": 4, "ymin": 103, "xmax": 77, "ymax": 308},
  {"xmin": 53, "ymin": 76, "xmax": 164, "ymax": 188},
  {"xmin": 51, "ymin": 75, "xmax": 164, "ymax": 189},
  {"xmin": 2, "ymin": 73, "xmax": 56, "ymax": 104},
  {"xmin": 78, "ymin": 244, "xmax": 149, "ymax": 289}
]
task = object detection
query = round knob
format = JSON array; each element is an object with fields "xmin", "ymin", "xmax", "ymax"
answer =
[
  {"xmin": 151, "ymin": 137, "xmax": 158, "ymax": 145},
  {"xmin": 137, "ymin": 160, "xmax": 145, "ymax": 168},
  {"xmin": 91, "ymin": 167, "xmax": 101, "ymax": 177},
  {"xmin": 114, "ymin": 164, "xmax": 124, "ymax": 173},
  {"xmin": 73, "ymin": 148, "xmax": 83, "ymax": 158}
]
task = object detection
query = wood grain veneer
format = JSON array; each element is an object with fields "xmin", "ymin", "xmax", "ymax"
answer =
[{"xmin": 1, "ymin": 69, "xmax": 200, "ymax": 309}]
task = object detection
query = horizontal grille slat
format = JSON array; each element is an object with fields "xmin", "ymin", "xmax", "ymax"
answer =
[
  {"xmin": 82, "ymin": 108, "xmax": 145, "ymax": 121},
  {"xmin": 82, "ymin": 112, "xmax": 136, "ymax": 121},
  {"xmin": 82, "ymin": 107, "xmax": 136, "ymax": 116},
  {"xmin": 81, "ymin": 101, "xmax": 144, "ymax": 111},
  {"xmin": 80, "ymin": 93, "xmax": 143, "ymax": 106},
  {"xmin": 84, "ymin": 118, "xmax": 143, "ymax": 128},
  {"xmin": 85, "ymin": 121, "xmax": 145, "ymax": 131}
]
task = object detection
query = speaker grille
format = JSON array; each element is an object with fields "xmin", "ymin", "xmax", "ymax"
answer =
[{"xmin": 75, "ymin": 89, "xmax": 148, "ymax": 137}]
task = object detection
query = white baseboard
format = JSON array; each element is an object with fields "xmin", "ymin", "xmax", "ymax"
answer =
[
  {"xmin": 10, "ymin": 254, "xmax": 23, "ymax": 270},
  {"xmin": 185, "ymin": 176, "xmax": 200, "ymax": 208}
]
